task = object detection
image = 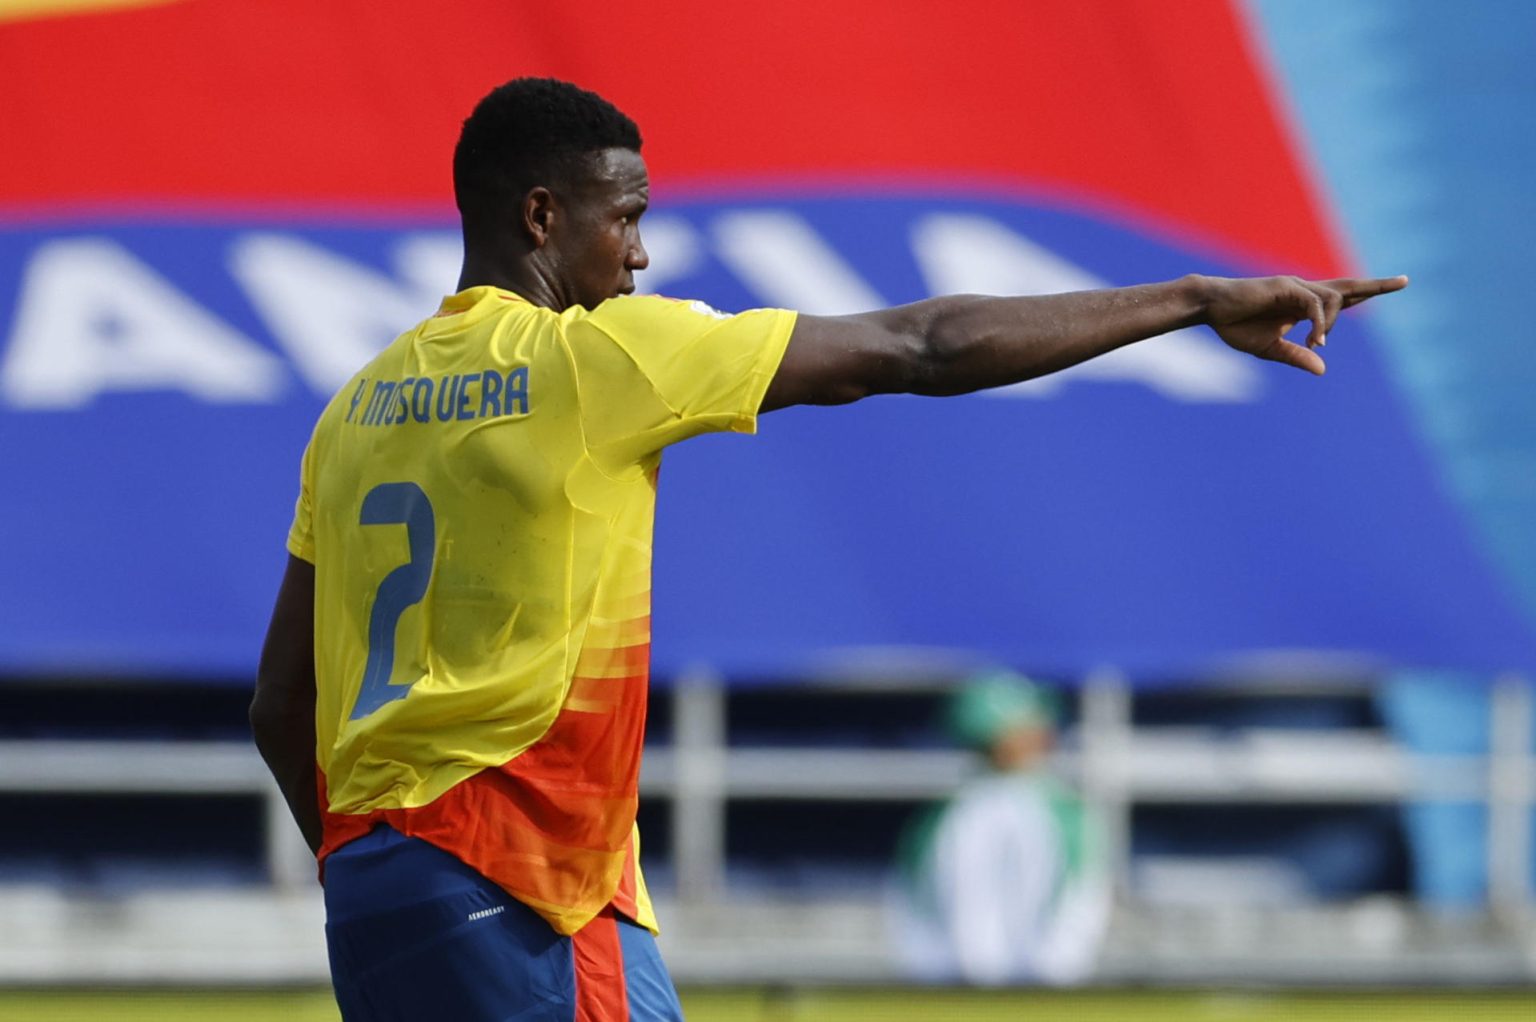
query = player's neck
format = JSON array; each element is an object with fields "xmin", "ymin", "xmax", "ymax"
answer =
[{"xmin": 456, "ymin": 254, "xmax": 562, "ymax": 311}]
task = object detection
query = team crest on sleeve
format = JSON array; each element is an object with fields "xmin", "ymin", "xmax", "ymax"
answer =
[
  {"xmin": 685, "ymin": 299, "xmax": 731, "ymax": 320},
  {"xmin": 685, "ymin": 296, "xmax": 731, "ymax": 316},
  {"xmin": 655, "ymin": 295, "xmax": 732, "ymax": 320}
]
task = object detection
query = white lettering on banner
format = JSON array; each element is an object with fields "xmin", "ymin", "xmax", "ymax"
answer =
[
  {"xmin": 0, "ymin": 210, "xmax": 1268, "ymax": 411},
  {"xmin": 0, "ymin": 238, "xmax": 286, "ymax": 408},
  {"xmin": 711, "ymin": 211, "xmax": 888, "ymax": 315},
  {"xmin": 632, "ymin": 215, "xmax": 707, "ymax": 296},
  {"xmin": 231, "ymin": 234, "xmax": 451, "ymax": 394},
  {"xmin": 391, "ymin": 233, "xmax": 463, "ymax": 301},
  {"xmin": 912, "ymin": 214, "xmax": 1262, "ymax": 403}
]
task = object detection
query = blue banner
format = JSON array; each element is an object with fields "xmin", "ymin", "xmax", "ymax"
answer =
[{"xmin": 3, "ymin": 192, "xmax": 1530, "ymax": 680}]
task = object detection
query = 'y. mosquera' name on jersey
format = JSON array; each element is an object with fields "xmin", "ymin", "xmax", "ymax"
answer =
[{"xmin": 346, "ymin": 367, "xmax": 531, "ymax": 427}]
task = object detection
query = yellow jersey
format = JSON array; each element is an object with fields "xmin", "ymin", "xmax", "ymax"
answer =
[{"xmin": 287, "ymin": 286, "xmax": 795, "ymax": 935}]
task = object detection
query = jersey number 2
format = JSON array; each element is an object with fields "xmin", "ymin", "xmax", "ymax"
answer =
[{"xmin": 351, "ymin": 482, "xmax": 435, "ymax": 720}]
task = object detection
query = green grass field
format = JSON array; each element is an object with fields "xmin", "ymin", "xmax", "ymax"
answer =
[{"xmin": 3, "ymin": 987, "xmax": 1536, "ymax": 1022}]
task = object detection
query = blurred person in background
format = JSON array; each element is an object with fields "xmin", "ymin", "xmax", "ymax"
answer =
[
  {"xmin": 890, "ymin": 671, "xmax": 1110, "ymax": 985},
  {"xmin": 249, "ymin": 73, "xmax": 1404, "ymax": 1022}
]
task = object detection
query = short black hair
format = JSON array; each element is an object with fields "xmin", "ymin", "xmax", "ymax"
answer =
[{"xmin": 453, "ymin": 77, "xmax": 642, "ymax": 223}]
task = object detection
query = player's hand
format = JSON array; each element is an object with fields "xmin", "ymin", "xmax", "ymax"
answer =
[{"xmin": 1198, "ymin": 273, "xmax": 1408, "ymax": 375}]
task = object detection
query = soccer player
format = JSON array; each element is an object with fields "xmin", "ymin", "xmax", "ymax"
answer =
[{"xmin": 250, "ymin": 77, "xmax": 1405, "ymax": 1021}]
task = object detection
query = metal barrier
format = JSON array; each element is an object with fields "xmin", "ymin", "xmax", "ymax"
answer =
[{"xmin": 0, "ymin": 672, "xmax": 1531, "ymax": 982}]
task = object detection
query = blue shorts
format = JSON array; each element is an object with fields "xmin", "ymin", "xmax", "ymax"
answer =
[{"xmin": 323, "ymin": 825, "xmax": 684, "ymax": 1022}]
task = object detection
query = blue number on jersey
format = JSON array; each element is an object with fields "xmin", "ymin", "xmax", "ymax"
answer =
[{"xmin": 351, "ymin": 481, "xmax": 435, "ymax": 720}]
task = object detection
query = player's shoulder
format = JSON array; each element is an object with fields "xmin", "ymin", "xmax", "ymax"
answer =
[{"xmin": 570, "ymin": 294, "xmax": 736, "ymax": 334}]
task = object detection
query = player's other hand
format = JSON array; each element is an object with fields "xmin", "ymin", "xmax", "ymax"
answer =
[{"xmin": 1197, "ymin": 273, "xmax": 1408, "ymax": 375}]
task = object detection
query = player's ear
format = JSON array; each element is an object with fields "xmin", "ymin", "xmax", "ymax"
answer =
[{"xmin": 521, "ymin": 187, "xmax": 557, "ymax": 248}]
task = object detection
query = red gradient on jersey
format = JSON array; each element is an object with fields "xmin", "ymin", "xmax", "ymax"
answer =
[
  {"xmin": 1, "ymin": 0, "xmax": 1342, "ymax": 274},
  {"xmin": 573, "ymin": 908, "xmax": 629, "ymax": 1022},
  {"xmin": 316, "ymin": 630, "xmax": 652, "ymax": 935}
]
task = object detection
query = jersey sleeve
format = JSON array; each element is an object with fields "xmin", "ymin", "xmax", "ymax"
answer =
[
  {"xmin": 562, "ymin": 295, "xmax": 796, "ymax": 469},
  {"xmin": 285, "ymin": 437, "xmax": 317, "ymax": 563}
]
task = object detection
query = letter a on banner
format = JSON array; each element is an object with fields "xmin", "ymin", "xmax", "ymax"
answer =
[{"xmin": 1, "ymin": 238, "xmax": 285, "ymax": 409}]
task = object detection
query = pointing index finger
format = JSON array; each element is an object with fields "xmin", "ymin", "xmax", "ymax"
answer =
[{"xmin": 1325, "ymin": 274, "xmax": 1410, "ymax": 308}]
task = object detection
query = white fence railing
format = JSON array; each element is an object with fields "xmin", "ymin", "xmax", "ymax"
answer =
[{"xmin": 0, "ymin": 672, "xmax": 1531, "ymax": 983}]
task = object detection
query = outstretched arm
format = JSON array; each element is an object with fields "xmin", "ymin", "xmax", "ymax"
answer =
[
  {"xmin": 761, "ymin": 273, "xmax": 1407, "ymax": 411},
  {"xmin": 250, "ymin": 554, "xmax": 322, "ymax": 855}
]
